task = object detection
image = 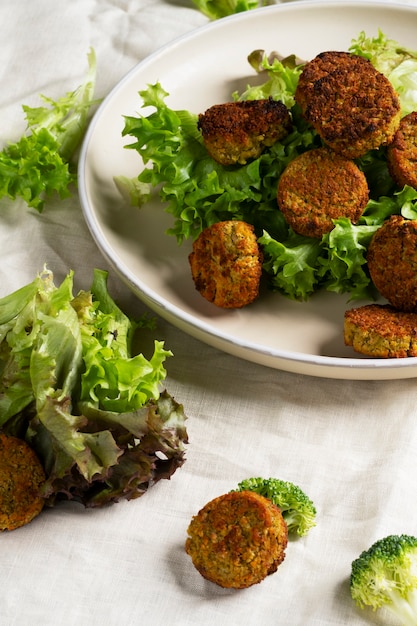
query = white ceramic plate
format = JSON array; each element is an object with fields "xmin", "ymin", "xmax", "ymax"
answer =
[{"xmin": 79, "ymin": 0, "xmax": 417, "ymax": 380}]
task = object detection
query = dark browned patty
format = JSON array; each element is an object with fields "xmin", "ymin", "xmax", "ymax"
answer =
[
  {"xmin": 344, "ymin": 304, "xmax": 417, "ymax": 358},
  {"xmin": 387, "ymin": 111, "xmax": 417, "ymax": 189},
  {"xmin": 185, "ymin": 490, "xmax": 288, "ymax": 589},
  {"xmin": 0, "ymin": 433, "xmax": 45, "ymax": 531},
  {"xmin": 295, "ymin": 51, "xmax": 401, "ymax": 159},
  {"xmin": 188, "ymin": 220, "xmax": 263, "ymax": 308},
  {"xmin": 277, "ymin": 146, "xmax": 369, "ymax": 238},
  {"xmin": 198, "ymin": 98, "xmax": 292, "ymax": 166},
  {"xmin": 367, "ymin": 215, "xmax": 417, "ymax": 312}
]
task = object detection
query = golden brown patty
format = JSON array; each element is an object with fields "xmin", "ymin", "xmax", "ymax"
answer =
[
  {"xmin": 197, "ymin": 98, "xmax": 292, "ymax": 166},
  {"xmin": 387, "ymin": 111, "xmax": 417, "ymax": 189},
  {"xmin": 367, "ymin": 215, "xmax": 417, "ymax": 311},
  {"xmin": 0, "ymin": 433, "xmax": 45, "ymax": 531},
  {"xmin": 295, "ymin": 51, "xmax": 401, "ymax": 159},
  {"xmin": 277, "ymin": 147, "xmax": 369, "ymax": 238},
  {"xmin": 344, "ymin": 304, "xmax": 417, "ymax": 358},
  {"xmin": 188, "ymin": 220, "xmax": 263, "ymax": 308},
  {"xmin": 185, "ymin": 491, "xmax": 288, "ymax": 589}
]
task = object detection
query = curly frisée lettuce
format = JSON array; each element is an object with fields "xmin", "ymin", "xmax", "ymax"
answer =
[
  {"xmin": 120, "ymin": 32, "xmax": 417, "ymax": 302},
  {"xmin": 260, "ymin": 186, "xmax": 417, "ymax": 301},
  {"xmin": 121, "ymin": 80, "xmax": 317, "ymax": 243},
  {"xmin": 237, "ymin": 50, "xmax": 304, "ymax": 109},
  {"xmin": 0, "ymin": 267, "xmax": 188, "ymax": 507},
  {"xmin": 0, "ymin": 49, "xmax": 98, "ymax": 211}
]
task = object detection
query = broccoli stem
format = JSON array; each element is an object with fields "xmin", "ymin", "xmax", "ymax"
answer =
[{"xmin": 384, "ymin": 588, "xmax": 417, "ymax": 626}]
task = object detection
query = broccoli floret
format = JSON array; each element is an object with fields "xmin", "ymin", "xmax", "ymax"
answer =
[
  {"xmin": 350, "ymin": 534, "xmax": 417, "ymax": 625},
  {"xmin": 234, "ymin": 477, "xmax": 316, "ymax": 537}
]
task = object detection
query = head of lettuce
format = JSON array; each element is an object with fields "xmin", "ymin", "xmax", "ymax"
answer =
[{"xmin": 0, "ymin": 267, "xmax": 188, "ymax": 508}]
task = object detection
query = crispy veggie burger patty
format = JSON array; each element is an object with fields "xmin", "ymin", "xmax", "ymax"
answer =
[
  {"xmin": 295, "ymin": 51, "xmax": 401, "ymax": 159},
  {"xmin": 0, "ymin": 433, "xmax": 45, "ymax": 531},
  {"xmin": 188, "ymin": 220, "xmax": 263, "ymax": 308},
  {"xmin": 344, "ymin": 304, "xmax": 417, "ymax": 358},
  {"xmin": 185, "ymin": 491, "xmax": 288, "ymax": 589},
  {"xmin": 367, "ymin": 215, "xmax": 417, "ymax": 311},
  {"xmin": 197, "ymin": 98, "xmax": 292, "ymax": 166},
  {"xmin": 277, "ymin": 146, "xmax": 369, "ymax": 238},
  {"xmin": 387, "ymin": 111, "xmax": 417, "ymax": 190}
]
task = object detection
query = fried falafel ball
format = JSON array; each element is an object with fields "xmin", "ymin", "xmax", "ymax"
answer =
[
  {"xmin": 295, "ymin": 51, "xmax": 401, "ymax": 159},
  {"xmin": 277, "ymin": 146, "xmax": 369, "ymax": 238},
  {"xmin": 197, "ymin": 98, "xmax": 292, "ymax": 166},
  {"xmin": 188, "ymin": 220, "xmax": 263, "ymax": 308},
  {"xmin": 0, "ymin": 433, "xmax": 46, "ymax": 531},
  {"xmin": 387, "ymin": 111, "xmax": 417, "ymax": 190},
  {"xmin": 344, "ymin": 304, "xmax": 417, "ymax": 358},
  {"xmin": 367, "ymin": 215, "xmax": 417, "ymax": 312},
  {"xmin": 185, "ymin": 491, "xmax": 288, "ymax": 589}
]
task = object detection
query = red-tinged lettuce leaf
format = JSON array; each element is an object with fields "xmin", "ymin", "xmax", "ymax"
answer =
[
  {"xmin": 31, "ymin": 391, "xmax": 188, "ymax": 507},
  {"xmin": 0, "ymin": 267, "xmax": 188, "ymax": 509},
  {"xmin": 29, "ymin": 395, "xmax": 122, "ymax": 488},
  {"xmin": 81, "ymin": 393, "xmax": 189, "ymax": 507}
]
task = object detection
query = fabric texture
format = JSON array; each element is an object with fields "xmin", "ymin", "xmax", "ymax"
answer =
[{"xmin": 1, "ymin": 1, "xmax": 416, "ymax": 625}]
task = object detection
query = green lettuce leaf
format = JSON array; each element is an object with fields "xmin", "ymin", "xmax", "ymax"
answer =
[
  {"xmin": 71, "ymin": 268, "xmax": 172, "ymax": 413},
  {"xmin": 191, "ymin": 0, "xmax": 264, "ymax": 19},
  {"xmin": 122, "ymin": 82, "xmax": 318, "ymax": 242},
  {"xmin": 319, "ymin": 219, "xmax": 377, "ymax": 300},
  {"xmin": 0, "ymin": 268, "xmax": 187, "ymax": 507},
  {"xmin": 0, "ymin": 268, "xmax": 71, "ymax": 425},
  {"xmin": 259, "ymin": 230, "xmax": 322, "ymax": 300},
  {"xmin": 31, "ymin": 391, "xmax": 187, "ymax": 506},
  {"xmin": 0, "ymin": 48, "xmax": 98, "ymax": 211},
  {"xmin": 350, "ymin": 30, "xmax": 417, "ymax": 115},
  {"xmin": 236, "ymin": 51, "xmax": 304, "ymax": 109}
]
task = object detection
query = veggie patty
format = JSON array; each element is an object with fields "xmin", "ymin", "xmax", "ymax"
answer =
[
  {"xmin": 186, "ymin": 490, "xmax": 288, "ymax": 588},
  {"xmin": 0, "ymin": 433, "xmax": 45, "ymax": 531}
]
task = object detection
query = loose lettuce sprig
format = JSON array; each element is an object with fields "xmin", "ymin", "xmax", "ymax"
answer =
[
  {"xmin": 0, "ymin": 49, "xmax": 98, "ymax": 211},
  {"xmin": 191, "ymin": 0, "xmax": 268, "ymax": 20},
  {"xmin": 0, "ymin": 267, "xmax": 188, "ymax": 507}
]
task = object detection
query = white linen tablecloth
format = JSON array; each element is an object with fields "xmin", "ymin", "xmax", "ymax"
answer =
[{"xmin": 1, "ymin": 1, "xmax": 417, "ymax": 625}]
